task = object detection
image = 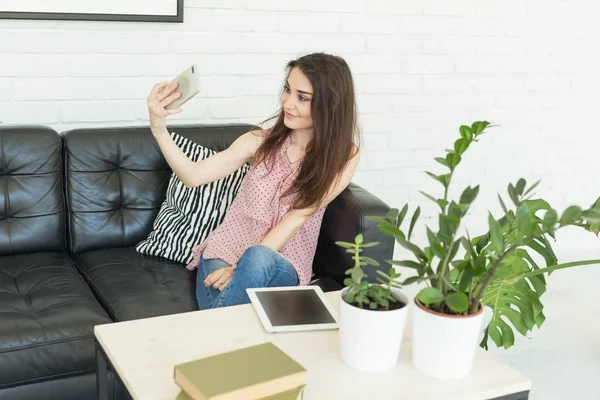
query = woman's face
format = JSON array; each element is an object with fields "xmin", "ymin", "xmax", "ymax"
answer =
[{"xmin": 281, "ymin": 67, "xmax": 313, "ymax": 131}]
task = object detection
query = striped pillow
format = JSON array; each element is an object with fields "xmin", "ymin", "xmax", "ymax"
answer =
[{"xmin": 135, "ymin": 131, "xmax": 249, "ymax": 265}]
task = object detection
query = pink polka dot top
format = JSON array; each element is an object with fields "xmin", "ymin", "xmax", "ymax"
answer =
[{"xmin": 185, "ymin": 132, "xmax": 326, "ymax": 286}]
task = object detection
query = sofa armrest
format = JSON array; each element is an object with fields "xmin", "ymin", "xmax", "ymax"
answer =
[{"xmin": 312, "ymin": 183, "xmax": 394, "ymax": 287}]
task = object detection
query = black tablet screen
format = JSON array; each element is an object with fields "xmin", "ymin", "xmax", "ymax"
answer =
[{"xmin": 255, "ymin": 289, "xmax": 337, "ymax": 327}]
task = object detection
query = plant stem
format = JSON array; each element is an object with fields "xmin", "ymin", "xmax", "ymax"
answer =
[
  {"xmin": 436, "ymin": 237, "xmax": 456, "ymax": 293},
  {"xmin": 508, "ymin": 259, "xmax": 600, "ymax": 282},
  {"xmin": 435, "ymin": 181, "xmax": 452, "ymax": 299},
  {"xmin": 470, "ymin": 244, "xmax": 517, "ymax": 314}
]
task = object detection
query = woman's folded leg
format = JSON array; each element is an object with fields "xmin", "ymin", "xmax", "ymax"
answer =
[{"xmin": 214, "ymin": 245, "xmax": 299, "ymax": 308}]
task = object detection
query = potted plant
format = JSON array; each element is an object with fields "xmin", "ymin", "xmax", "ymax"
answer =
[
  {"xmin": 366, "ymin": 121, "xmax": 600, "ymax": 379},
  {"xmin": 335, "ymin": 234, "xmax": 413, "ymax": 372}
]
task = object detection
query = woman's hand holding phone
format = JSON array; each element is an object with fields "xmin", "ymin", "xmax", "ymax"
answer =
[{"xmin": 147, "ymin": 82, "xmax": 183, "ymax": 132}]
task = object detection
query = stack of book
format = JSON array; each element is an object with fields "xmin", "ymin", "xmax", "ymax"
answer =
[{"xmin": 173, "ymin": 342, "xmax": 306, "ymax": 400}]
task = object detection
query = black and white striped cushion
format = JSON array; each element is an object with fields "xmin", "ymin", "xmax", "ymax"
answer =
[{"xmin": 135, "ymin": 131, "xmax": 249, "ymax": 265}]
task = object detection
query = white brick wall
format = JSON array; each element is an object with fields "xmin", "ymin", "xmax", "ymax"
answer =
[{"xmin": 1, "ymin": 0, "xmax": 599, "ymax": 254}]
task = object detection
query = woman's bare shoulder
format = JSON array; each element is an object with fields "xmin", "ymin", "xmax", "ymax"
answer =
[
  {"xmin": 248, "ymin": 129, "xmax": 268, "ymax": 149},
  {"xmin": 250, "ymin": 129, "xmax": 267, "ymax": 139}
]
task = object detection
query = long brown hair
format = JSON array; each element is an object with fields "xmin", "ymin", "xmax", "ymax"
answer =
[{"xmin": 253, "ymin": 53, "xmax": 360, "ymax": 211}]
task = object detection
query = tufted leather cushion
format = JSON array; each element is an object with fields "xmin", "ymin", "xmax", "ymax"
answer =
[
  {"xmin": 313, "ymin": 183, "xmax": 394, "ymax": 286},
  {"xmin": 62, "ymin": 124, "xmax": 256, "ymax": 254},
  {"xmin": 71, "ymin": 247, "xmax": 198, "ymax": 322},
  {"xmin": 0, "ymin": 251, "xmax": 111, "ymax": 389},
  {"xmin": 0, "ymin": 126, "xmax": 65, "ymax": 255}
]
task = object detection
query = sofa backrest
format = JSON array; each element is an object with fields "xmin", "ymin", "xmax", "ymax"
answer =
[
  {"xmin": 62, "ymin": 124, "xmax": 255, "ymax": 254},
  {"xmin": 0, "ymin": 126, "xmax": 66, "ymax": 256}
]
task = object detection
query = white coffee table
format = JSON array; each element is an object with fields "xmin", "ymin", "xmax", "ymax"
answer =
[{"xmin": 94, "ymin": 290, "xmax": 531, "ymax": 400}]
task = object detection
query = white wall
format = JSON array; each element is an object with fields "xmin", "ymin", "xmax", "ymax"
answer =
[{"xmin": 1, "ymin": 0, "xmax": 599, "ymax": 255}]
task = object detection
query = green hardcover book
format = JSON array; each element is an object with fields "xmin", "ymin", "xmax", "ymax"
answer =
[
  {"xmin": 173, "ymin": 342, "xmax": 306, "ymax": 400},
  {"xmin": 176, "ymin": 386, "xmax": 305, "ymax": 400}
]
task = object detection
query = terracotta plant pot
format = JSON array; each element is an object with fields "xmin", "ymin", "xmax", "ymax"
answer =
[
  {"xmin": 338, "ymin": 287, "xmax": 409, "ymax": 372},
  {"xmin": 412, "ymin": 298, "xmax": 484, "ymax": 379}
]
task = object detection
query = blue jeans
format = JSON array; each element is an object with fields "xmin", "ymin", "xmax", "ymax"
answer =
[{"xmin": 195, "ymin": 245, "xmax": 299, "ymax": 310}]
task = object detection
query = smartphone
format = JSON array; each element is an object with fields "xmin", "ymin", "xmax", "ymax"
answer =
[{"xmin": 164, "ymin": 64, "xmax": 201, "ymax": 110}]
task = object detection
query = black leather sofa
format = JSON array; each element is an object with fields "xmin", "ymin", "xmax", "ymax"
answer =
[{"xmin": 0, "ymin": 123, "xmax": 394, "ymax": 400}]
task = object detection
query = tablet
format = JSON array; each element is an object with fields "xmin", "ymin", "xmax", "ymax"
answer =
[{"xmin": 246, "ymin": 286, "xmax": 339, "ymax": 333}]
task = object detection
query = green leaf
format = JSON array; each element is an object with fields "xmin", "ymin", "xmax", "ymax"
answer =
[
  {"xmin": 461, "ymin": 237, "xmax": 476, "ymax": 258},
  {"xmin": 431, "ymin": 243, "xmax": 446, "ymax": 259},
  {"xmin": 427, "ymin": 227, "xmax": 440, "ymax": 246},
  {"xmin": 445, "ymin": 292, "xmax": 469, "ymax": 313},
  {"xmin": 345, "ymin": 289, "xmax": 356, "ymax": 302},
  {"xmin": 481, "ymin": 278, "xmax": 545, "ymax": 350},
  {"xmin": 454, "ymin": 138, "xmax": 469, "ymax": 155},
  {"xmin": 459, "ymin": 125, "xmax": 473, "ymax": 140},
  {"xmin": 362, "ymin": 257, "xmax": 380, "ymax": 266},
  {"xmin": 351, "ymin": 268, "xmax": 365, "ymax": 282},
  {"xmin": 488, "ymin": 214, "xmax": 504, "ymax": 253},
  {"xmin": 408, "ymin": 206, "xmax": 421, "ymax": 241},
  {"xmin": 460, "ymin": 185, "xmax": 480, "ymax": 206},
  {"xmin": 475, "ymin": 234, "xmax": 489, "ymax": 253},
  {"xmin": 366, "ymin": 216, "xmax": 392, "ymax": 225},
  {"xmin": 417, "ymin": 287, "xmax": 444, "ymax": 307},
  {"xmin": 472, "ymin": 121, "xmax": 491, "ymax": 135},
  {"xmin": 448, "ymin": 240, "xmax": 461, "ymax": 260},
  {"xmin": 425, "ymin": 171, "xmax": 446, "ymax": 186},
  {"xmin": 396, "ymin": 237, "xmax": 428, "ymax": 262},
  {"xmin": 523, "ymin": 179, "xmax": 541, "ymax": 197},
  {"xmin": 542, "ymin": 209, "xmax": 558, "ymax": 230},
  {"xmin": 437, "ymin": 199, "xmax": 449, "ymax": 209},
  {"xmin": 516, "ymin": 178, "xmax": 526, "ymax": 195},
  {"xmin": 521, "ymin": 199, "xmax": 552, "ymax": 214},
  {"xmin": 427, "ymin": 228, "xmax": 445, "ymax": 259},
  {"xmin": 439, "ymin": 173, "xmax": 452, "ymax": 186},
  {"xmin": 448, "ymin": 201, "xmax": 463, "ymax": 221},
  {"xmin": 458, "ymin": 264, "xmax": 474, "ymax": 292},
  {"xmin": 420, "ymin": 191, "xmax": 438, "ymax": 205},
  {"xmin": 389, "ymin": 260, "xmax": 424, "ymax": 270},
  {"xmin": 335, "ymin": 241, "xmax": 355, "ymax": 249},
  {"xmin": 355, "ymin": 234, "xmax": 363, "ymax": 245},
  {"xmin": 516, "ymin": 203, "xmax": 532, "ymax": 237},
  {"xmin": 435, "ymin": 157, "xmax": 449, "ymax": 167},
  {"xmin": 525, "ymin": 238, "xmax": 557, "ymax": 267},
  {"xmin": 398, "ymin": 204, "xmax": 409, "ymax": 228},
  {"xmin": 360, "ymin": 242, "xmax": 380, "ymax": 248},
  {"xmin": 446, "ymin": 153, "xmax": 462, "ymax": 169},
  {"xmin": 439, "ymin": 214, "xmax": 458, "ymax": 243},
  {"xmin": 377, "ymin": 223, "xmax": 406, "ymax": 240},
  {"xmin": 498, "ymin": 195, "xmax": 510, "ymax": 219},
  {"xmin": 376, "ymin": 270, "xmax": 391, "ymax": 280},
  {"xmin": 582, "ymin": 208, "xmax": 600, "ymax": 223},
  {"xmin": 508, "ymin": 183, "xmax": 520, "ymax": 206},
  {"xmin": 403, "ymin": 276, "xmax": 421, "ymax": 286},
  {"xmin": 560, "ymin": 205, "xmax": 582, "ymax": 225},
  {"xmin": 386, "ymin": 208, "xmax": 399, "ymax": 224},
  {"xmin": 442, "ymin": 276, "xmax": 460, "ymax": 292},
  {"xmin": 420, "ymin": 191, "xmax": 448, "ymax": 211}
]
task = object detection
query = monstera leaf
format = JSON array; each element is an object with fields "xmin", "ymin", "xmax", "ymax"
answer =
[
  {"xmin": 481, "ymin": 275, "xmax": 546, "ymax": 349},
  {"xmin": 480, "ymin": 249, "xmax": 548, "ymax": 349}
]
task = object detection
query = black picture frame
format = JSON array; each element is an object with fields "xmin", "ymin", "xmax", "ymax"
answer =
[{"xmin": 0, "ymin": 0, "xmax": 184, "ymax": 23}]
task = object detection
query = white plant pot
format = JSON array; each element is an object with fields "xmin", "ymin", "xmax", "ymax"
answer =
[
  {"xmin": 339, "ymin": 287, "xmax": 409, "ymax": 372},
  {"xmin": 412, "ymin": 298, "xmax": 484, "ymax": 379}
]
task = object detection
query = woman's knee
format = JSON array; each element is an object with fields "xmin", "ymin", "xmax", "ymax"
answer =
[
  {"xmin": 237, "ymin": 245, "xmax": 281, "ymax": 273},
  {"xmin": 240, "ymin": 245, "xmax": 277, "ymax": 263}
]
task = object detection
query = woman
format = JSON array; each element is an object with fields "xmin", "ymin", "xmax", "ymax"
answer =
[{"xmin": 147, "ymin": 52, "xmax": 360, "ymax": 310}]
